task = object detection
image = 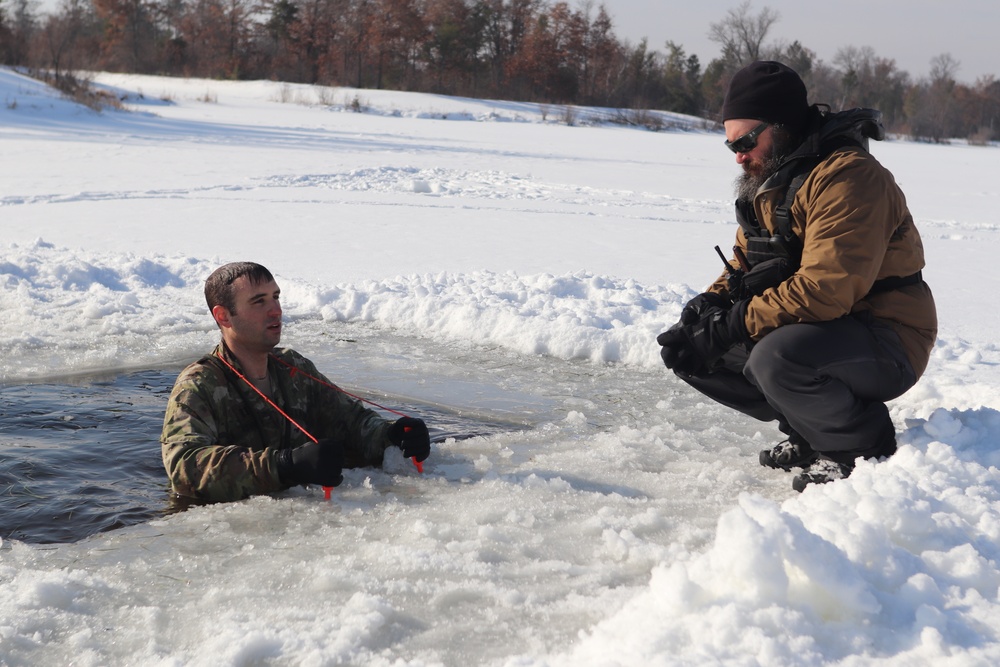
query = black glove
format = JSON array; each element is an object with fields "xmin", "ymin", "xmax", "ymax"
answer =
[
  {"xmin": 275, "ymin": 438, "xmax": 344, "ymax": 487},
  {"xmin": 657, "ymin": 291, "xmax": 732, "ymax": 373},
  {"xmin": 678, "ymin": 291, "xmax": 730, "ymax": 325},
  {"xmin": 387, "ymin": 417, "xmax": 431, "ymax": 462},
  {"xmin": 657, "ymin": 320, "xmax": 700, "ymax": 373},
  {"xmin": 657, "ymin": 301, "xmax": 750, "ymax": 375}
]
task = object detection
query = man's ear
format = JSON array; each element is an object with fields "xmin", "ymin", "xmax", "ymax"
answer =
[{"xmin": 212, "ymin": 304, "xmax": 232, "ymax": 329}]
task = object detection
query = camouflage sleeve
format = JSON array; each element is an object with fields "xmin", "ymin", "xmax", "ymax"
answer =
[
  {"xmin": 160, "ymin": 362, "xmax": 286, "ymax": 502},
  {"xmin": 289, "ymin": 352, "xmax": 393, "ymax": 467}
]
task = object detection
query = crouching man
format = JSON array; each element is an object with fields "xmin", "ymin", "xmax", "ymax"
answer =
[{"xmin": 657, "ymin": 61, "xmax": 936, "ymax": 491}]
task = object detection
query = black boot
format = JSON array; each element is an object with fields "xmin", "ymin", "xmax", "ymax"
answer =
[
  {"xmin": 759, "ymin": 432, "xmax": 817, "ymax": 471},
  {"xmin": 791, "ymin": 458, "xmax": 852, "ymax": 492},
  {"xmin": 791, "ymin": 425, "xmax": 897, "ymax": 492}
]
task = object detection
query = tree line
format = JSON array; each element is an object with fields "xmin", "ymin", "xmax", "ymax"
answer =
[{"xmin": 1, "ymin": 0, "xmax": 997, "ymax": 142}]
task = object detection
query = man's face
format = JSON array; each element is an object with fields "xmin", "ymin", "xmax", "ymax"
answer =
[
  {"xmin": 726, "ymin": 118, "xmax": 794, "ymax": 203},
  {"xmin": 724, "ymin": 119, "xmax": 777, "ymax": 177},
  {"xmin": 215, "ymin": 276, "xmax": 283, "ymax": 353}
]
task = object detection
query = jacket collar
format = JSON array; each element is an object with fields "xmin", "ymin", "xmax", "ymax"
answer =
[{"xmin": 756, "ymin": 107, "xmax": 885, "ymax": 198}]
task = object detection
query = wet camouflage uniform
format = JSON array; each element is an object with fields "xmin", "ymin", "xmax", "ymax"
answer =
[{"xmin": 161, "ymin": 344, "xmax": 392, "ymax": 501}]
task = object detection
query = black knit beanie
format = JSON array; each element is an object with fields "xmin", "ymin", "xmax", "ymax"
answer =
[{"xmin": 722, "ymin": 61, "xmax": 809, "ymax": 132}]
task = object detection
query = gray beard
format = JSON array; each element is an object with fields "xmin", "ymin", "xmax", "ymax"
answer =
[
  {"xmin": 733, "ymin": 128, "xmax": 801, "ymax": 204},
  {"xmin": 734, "ymin": 151, "xmax": 785, "ymax": 204}
]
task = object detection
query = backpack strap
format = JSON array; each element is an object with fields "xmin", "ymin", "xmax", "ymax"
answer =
[
  {"xmin": 771, "ymin": 135, "xmax": 864, "ymax": 240},
  {"xmin": 771, "ymin": 168, "xmax": 813, "ymax": 241}
]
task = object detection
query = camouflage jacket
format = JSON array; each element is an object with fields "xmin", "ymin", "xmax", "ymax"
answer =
[{"xmin": 161, "ymin": 344, "xmax": 391, "ymax": 501}]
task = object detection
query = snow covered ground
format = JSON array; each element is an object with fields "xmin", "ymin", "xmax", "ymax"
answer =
[{"xmin": 2, "ymin": 66, "xmax": 1000, "ymax": 665}]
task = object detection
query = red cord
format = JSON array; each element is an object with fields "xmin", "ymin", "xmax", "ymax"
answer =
[
  {"xmin": 216, "ymin": 355, "xmax": 319, "ymax": 444},
  {"xmin": 269, "ymin": 355, "xmax": 409, "ymax": 417},
  {"xmin": 217, "ymin": 353, "xmax": 424, "ymax": 499},
  {"xmin": 270, "ymin": 354, "xmax": 424, "ymax": 473}
]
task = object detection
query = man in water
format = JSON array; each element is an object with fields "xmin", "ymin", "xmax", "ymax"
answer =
[
  {"xmin": 161, "ymin": 261, "xmax": 430, "ymax": 502},
  {"xmin": 657, "ymin": 61, "xmax": 936, "ymax": 491}
]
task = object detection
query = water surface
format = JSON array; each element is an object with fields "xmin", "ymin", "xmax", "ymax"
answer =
[{"xmin": 0, "ymin": 368, "xmax": 510, "ymax": 544}]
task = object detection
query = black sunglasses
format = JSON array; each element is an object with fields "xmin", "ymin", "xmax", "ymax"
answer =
[{"xmin": 724, "ymin": 122, "xmax": 769, "ymax": 154}]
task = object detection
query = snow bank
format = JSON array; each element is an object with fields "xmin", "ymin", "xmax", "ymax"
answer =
[
  {"xmin": 0, "ymin": 240, "xmax": 692, "ymax": 381},
  {"xmin": 548, "ymin": 409, "xmax": 1000, "ymax": 665}
]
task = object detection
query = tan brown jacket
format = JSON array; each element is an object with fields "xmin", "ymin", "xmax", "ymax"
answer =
[{"xmin": 711, "ymin": 146, "xmax": 937, "ymax": 377}]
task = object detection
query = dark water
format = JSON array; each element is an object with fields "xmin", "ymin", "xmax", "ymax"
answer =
[{"xmin": 0, "ymin": 368, "xmax": 513, "ymax": 545}]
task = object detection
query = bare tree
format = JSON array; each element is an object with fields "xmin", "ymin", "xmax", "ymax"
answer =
[
  {"xmin": 369, "ymin": 0, "xmax": 425, "ymax": 89},
  {"xmin": 424, "ymin": 0, "xmax": 484, "ymax": 93},
  {"xmin": 1, "ymin": 0, "xmax": 40, "ymax": 65},
  {"xmin": 0, "ymin": 0, "xmax": 14, "ymax": 63},
  {"xmin": 707, "ymin": 0, "xmax": 778, "ymax": 69},
  {"xmin": 479, "ymin": 0, "xmax": 539, "ymax": 97},
  {"xmin": 273, "ymin": 0, "xmax": 347, "ymax": 84},
  {"xmin": 586, "ymin": 4, "xmax": 622, "ymax": 106},
  {"xmin": 10, "ymin": 0, "xmax": 999, "ymax": 138},
  {"xmin": 905, "ymin": 53, "xmax": 962, "ymax": 142},
  {"xmin": 41, "ymin": 0, "xmax": 91, "ymax": 76},
  {"xmin": 965, "ymin": 75, "xmax": 999, "ymax": 143},
  {"xmin": 832, "ymin": 45, "xmax": 909, "ymax": 126}
]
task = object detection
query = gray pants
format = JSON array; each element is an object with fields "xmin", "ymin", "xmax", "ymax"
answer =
[{"xmin": 676, "ymin": 315, "xmax": 916, "ymax": 464}]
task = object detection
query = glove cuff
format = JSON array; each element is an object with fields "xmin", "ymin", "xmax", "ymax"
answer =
[
  {"xmin": 274, "ymin": 448, "xmax": 298, "ymax": 486},
  {"xmin": 727, "ymin": 300, "xmax": 752, "ymax": 347}
]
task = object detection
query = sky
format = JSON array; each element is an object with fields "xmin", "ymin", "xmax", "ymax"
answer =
[
  {"xmin": 2, "ymin": 67, "xmax": 1000, "ymax": 665},
  {"xmin": 600, "ymin": 0, "xmax": 998, "ymax": 83}
]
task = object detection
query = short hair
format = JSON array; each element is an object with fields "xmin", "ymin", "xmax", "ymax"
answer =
[{"xmin": 204, "ymin": 262, "xmax": 274, "ymax": 314}]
